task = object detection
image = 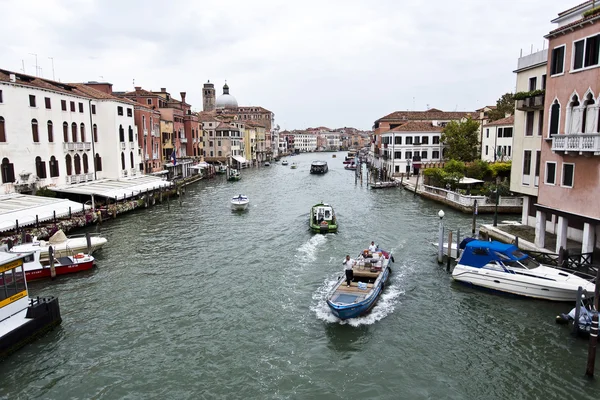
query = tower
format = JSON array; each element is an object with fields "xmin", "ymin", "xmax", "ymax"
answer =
[{"xmin": 202, "ymin": 80, "xmax": 215, "ymax": 112}]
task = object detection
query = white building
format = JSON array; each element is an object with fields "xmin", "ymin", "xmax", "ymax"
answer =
[
  {"xmin": 481, "ymin": 115, "xmax": 514, "ymax": 162},
  {"xmin": 292, "ymin": 132, "xmax": 317, "ymax": 152},
  {"xmin": 277, "ymin": 134, "xmax": 288, "ymax": 155},
  {"xmin": 323, "ymin": 132, "xmax": 341, "ymax": 150}
]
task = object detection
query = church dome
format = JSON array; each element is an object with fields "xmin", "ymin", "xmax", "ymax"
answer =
[{"xmin": 215, "ymin": 82, "xmax": 238, "ymax": 109}]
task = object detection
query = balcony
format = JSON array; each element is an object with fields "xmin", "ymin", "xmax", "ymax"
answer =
[
  {"xmin": 65, "ymin": 173, "xmax": 94, "ymax": 184},
  {"xmin": 551, "ymin": 133, "xmax": 600, "ymax": 155},
  {"xmin": 516, "ymin": 94, "xmax": 545, "ymax": 111},
  {"xmin": 152, "ymin": 152, "xmax": 158, "ymax": 159},
  {"xmin": 130, "ymin": 168, "xmax": 138, "ymax": 176},
  {"xmin": 151, "ymin": 129, "xmax": 159, "ymax": 137},
  {"xmin": 120, "ymin": 142, "xmax": 126, "ymax": 150},
  {"xmin": 144, "ymin": 129, "xmax": 148, "ymax": 136},
  {"xmin": 180, "ymin": 138, "xmax": 188, "ymax": 143},
  {"xmin": 129, "ymin": 141, "xmax": 135, "ymax": 149},
  {"xmin": 63, "ymin": 142, "xmax": 92, "ymax": 152}
]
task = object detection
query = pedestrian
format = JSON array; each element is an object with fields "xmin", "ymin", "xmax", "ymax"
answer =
[
  {"xmin": 343, "ymin": 255, "xmax": 355, "ymax": 287},
  {"xmin": 368, "ymin": 241, "xmax": 377, "ymax": 253}
]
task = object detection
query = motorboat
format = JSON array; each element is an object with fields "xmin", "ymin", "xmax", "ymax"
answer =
[
  {"xmin": 215, "ymin": 163, "xmax": 227, "ymax": 174},
  {"xmin": 0, "ymin": 252, "xmax": 62, "ymax": 359},
  {"xmin": 370, "ymin": 181, "xmax": 399, "ymax": 189},
  {"xmin": 290, "ymin": 163, "xmax": 298, "ymax": 169},
  {"xmin": 281, "ymin": 159, "xmax": 289, "ymax": 166},
  {"xmin": 326, "ymin": 248, "xmax": 394, "ymax": 320},
  {"xmin": 452, "ymin": 240, "xmax": 595, "ymax": 301},
  {"xmin": 310, "ymin": 161, "xmax": 328, "ymax": 174},
  {"xmin": 231, "ymin": 194, "xmax": 250, "ymax": 211},
  {"xmin": 556, "ymin": 296, "xmax": 598, "ymax": 337},
  {"xmin": 227, "ymin": 168, "xmax": 241, "ymax": 181},
  {"xmin": 9, "ymin": 229, "xmax": 107, "ymax": 262},
  {"xmin": 20, "ymin": 248, "xmax": 95, "ymax": 281},
  {"xmin": 309, "ymin": 203, "xmax": 337, "ymax": 233},
  {"xmin": 264, "ymin": 161, "xmax": 271, "ymax": 166},
  {"xmin": 344, "ymin": 161, "xmax": 357, "ymax": 171}
]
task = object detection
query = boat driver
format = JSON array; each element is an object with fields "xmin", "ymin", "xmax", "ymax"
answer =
[{"xmin": 369, "ymin": 241, "xmax": 377, "ymax": 253}]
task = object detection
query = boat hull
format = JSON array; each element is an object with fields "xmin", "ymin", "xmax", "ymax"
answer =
[
  {"xmin": 231, "ymin": 202, "xmax": 249, "ymax": 211},
  {"xmin": 11, "ymin": 237, "xmax": 107, "ymax": 261},
  {"xmin": 25, "ymin": 259, "xmax": 95, "ymax": 281},
  {"xmin": 310, "ymin": 223, "xmax": 338, "ymax": 233}
]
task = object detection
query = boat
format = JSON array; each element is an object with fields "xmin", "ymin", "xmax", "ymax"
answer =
[
  {"xmin": 326, "ymin": 248, "xmax": 394, "ymax": 320},
  {"xmin": 231, "ymin": 194, "xmax": 249, "ymax": 211},
  {"xmin": 215, "ymin": 163, "xmax": 227, "ymax": 174},
  {"xmin": 309, "ymin": 203, "xmax": 338, "ymax": 233},
  {"xmin": 452, "ymin": 240, "xmax": 595, "ymax": 301},
  {"xmin": 282, "ymin": 160, "xmax": 289, "ymax": 166},
  {"xmin": 556, "ymin": 297, "xmax": 598, "ymax": 336},
  {"xmin": 310, "ymin": 161, "xmax": 328, "ymax": 174},
  {"xmin": 264, "ymin": 162, "xmax": 271, "ymax": 166},
  {"xmin": 344, "ymin": 161, "xmax": 357, "ymax": 171},
  {"xmin": 370, "ymin": 181, "xmax": 399, "ymax": 189},
  {"xmin": 290, "ymin": 163, "xmax": 298, "ymax": 169},
  {"xmin": 9, "ymin": 247, "xmax": 95, "ymax": 281},
  {"xmin": 332, "ymin": 154, "xmax": 336, "ymax": 158},
  {"xmin": 0, "ymin": 251, "xmax": 62, "ymax": 360},
  {"xmin": 227, "ymin": 168, "xmax": 241, "ymax": 181},
  {"xmin": 9, "ymin": 230, "xmax": 107, "ymax": 262}
]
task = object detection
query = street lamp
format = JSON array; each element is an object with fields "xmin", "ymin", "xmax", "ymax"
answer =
[{"xmin": 437, "ymin": 210, "xmax": 445, "ymax": 263}]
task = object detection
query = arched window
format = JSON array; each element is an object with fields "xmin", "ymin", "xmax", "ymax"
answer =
[
  {"xmin": 119, "ymin": 125, "xmax": 124, "ymax": 142},
  {"xmin": 95, "ymin": 153, "xmax": 102, "ymax": 172},
  {"xmin": 50, "ymin": 156, "xmax": 59, "ymax": 177},
  {"xmin": 130, "ymin": 151, "xmax": 134, "ymax": 168},
  {"xmin": 93, "ymin": 124, "xmax": 98, "ymax": 142},
  {"xmin": 0, "ymin": 117, "xmax": 5, "ymax": 142},
  {"xmin": 83, "ymin": 153, "xmax": 89, "ymax": 173},
  {"xmin": 35, "ymin": 156, "xmax": 47, "ymax": 179},
  {"xmin": 80, "ymin": 123, "xmax": 86, "ymax": 142},
  {"xmin": 47, "ymin": 121, "xmax": 54, "ymax": 142},
  {"xmin": 128, "ymin": 126, "xmax": 134, "ymax": 142},
  {"xmin": 1, "ymin": 158, "xmax": 15, "ymax": 183},
  {"xmin": 549, "ymin": 100, "xmax": 561, "ymax": 136},
  {"xmin": 71, "ymin": 122, "xmax": 78, "ymax": 142},
  {"xmin": 121, "ymin": 152, "xmax": 125, "ymax": 170},
  {"xmin": 74, "ymin": 153, "xmax": 81, "ymax": 175},
  {"xmin": 31, "ymin": 119, "xmax": 39, "ymax": 142},
  {"xmin": 582, "ymin": 93, "xmax": 595, "ymax": 133},
  {"xmin": 63, "ymin": 122, "xmax": 69, "ymax": 142},
  {"xmin": 65, "ymin": 154, "xmax": 72, "ymax": 176},
  {"xmin": 568, "ymin": 95, "xmax": 580, "ymax": 134}
]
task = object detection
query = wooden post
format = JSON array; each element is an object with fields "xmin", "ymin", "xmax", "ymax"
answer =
[
  {"xmin": 113, "ymin": 196, "xmax": 117, "ymax": 218},
  {"xmin": 515, "ymin": 236, "xmax": 519, "ymax": 248},
  {"xmin": 49, "ymin": 246, "xmax": 56, "ymax": 279},
  {"xmin": 456, "ymin": 228, "xmax": 460, "ymax": 257},
  {"xmin": 69, "ymin": 206, "xmax": 72, "ymax": 219},
  {"xmin": 574, "ymin": 286, "xmax": 583, "ymax": 335},
  {"xmin": 35, "ymin": 215, "xmax": 39, "ymax": 228},
  {"xmin": 585, "ymin": 266, "xmax": 600, "ymax": 377},
  {"xmin": 53, "ymin": 211, "xmax": 56, "ymax": 223},
  {"xmin": 414, "ymin": 173, "xmax": 419, "ymax": 196},
  {"xmin": 85, "ymin": 232, "xmax": 92, "ymax": 254},
  {"xmin": 472, "ymin": 199, "xmax": 478, "ymax": 237},
  {"xmin": 160, "ymin": 187, "xmax": 163, "ymax": 203},
  {"xmin": 15, "ymin": 219, "xmax": 19, "ymax": 234},
  {"xmin": 446, "ymin": 230, "xmax": 453, "ymax": 272},
  {"xmin": 21, "ymin": 230, "xmax": 26, "ymax": 244}
]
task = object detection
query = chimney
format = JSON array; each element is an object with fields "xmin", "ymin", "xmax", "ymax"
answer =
[
  {"xmin": 161, "ymin": 88, "xmax": 166, "ymax": 92},
  {"xmin": 135, "ymin": 86, "xmax": 141, "ymax": 91},
  {"xmin": 180, "ymin": 92, "xmax": 186, "ymax": 103},
  {"xmin": 9, "ymin": 74, "xmax": 16, "ymax": 83}
]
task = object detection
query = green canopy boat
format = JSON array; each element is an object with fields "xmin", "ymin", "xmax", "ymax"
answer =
[{"xmin": 310, "ymin": 203, "xmax": 337, "ymax": 233}]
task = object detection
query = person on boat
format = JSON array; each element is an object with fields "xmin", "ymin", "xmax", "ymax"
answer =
[
  {"xmin": 343, "ymin": 255, "xmax": 355, "ymax": 287},
  {"xmin": 368, "ymin": 241, "xmax": 377, "ymax": 253}
]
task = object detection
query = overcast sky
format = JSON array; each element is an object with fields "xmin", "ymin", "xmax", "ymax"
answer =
[{"xmin": 1, "ymin": 0, "xmax": 571, "ymax": 130}]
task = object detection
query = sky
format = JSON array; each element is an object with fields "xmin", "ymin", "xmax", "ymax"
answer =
[{"xmin": 1, "ymin": 0, "xmax": 573, "ymax": 130}]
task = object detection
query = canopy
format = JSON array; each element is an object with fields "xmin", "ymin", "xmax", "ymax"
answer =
[
  {"xmin": 458, "ymin": 177, "xmax": 485, "ymax": 185},
  {"xmin": 459, "ymin": 240, "xmax": 526, "ymax": 268},
  {"xmin": 232, "ymin": 155, "xmax": 248, "ymax": 164},
  {"xmin": 51, "ymin": 175, "xmax": 173, "ymax": 200}
]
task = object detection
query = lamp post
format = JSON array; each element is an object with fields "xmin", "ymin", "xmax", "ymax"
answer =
[
  {"xmin": 493, "ymin": 188, "xmax": 499, "ymax": 227},
  {"xmin": 438, "ymin": 210, "xmax": 445, "ymax": 263}
]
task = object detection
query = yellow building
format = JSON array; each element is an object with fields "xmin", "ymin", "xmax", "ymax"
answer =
[
  {"xmin": 160, "ymin": 119, "xmax": 174, "ymax": 161},
  {"xmin": 243, "ymin": 125, "xmax": 257, "ymax": 165}
]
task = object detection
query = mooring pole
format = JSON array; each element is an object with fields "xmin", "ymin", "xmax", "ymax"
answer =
[
  {"xmin": 585, "ymin": 267, "xmax": 600, "ymax": 377},
  {"xmin": 86, "ymin": 232, "xmax": 92, "ymax": 254},
  {"xmin": 414, "ymin": 173, "xmax": 420, "ymax": 196},
  {"xmin": 49, "ymin": 246, "xmax": 56, "ymax": 280},
  {"xmin": 446, "ymin": 230, "xmax": 453, "ymax": 272},
  {"xmin": 472, "ymin": 199, "xmax": 478, "ymax": 237},
  {"xmin": 437, "ymin": 210, "xmax": 445, "ymax": 263}
]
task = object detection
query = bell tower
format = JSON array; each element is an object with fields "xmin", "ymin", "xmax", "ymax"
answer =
[{"xmin": 202, "ymin": 80, "xmax": 215, "ymax": 112}]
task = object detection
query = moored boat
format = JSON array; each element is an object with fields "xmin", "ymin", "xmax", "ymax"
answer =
[
  {"xmin": 310, "ymin": 161, "xmax": 328, "ymax": 174},
  {"xmin": 326, "ymin": 248, "xmax": 394, "ymax": 320},
  {"xmin": 0, "ymin": 251, "xmax": 62, "ymax": 360},
  {"xmin": 452, "ymin": 240, "xmax": 595, "ymax": 301},
  {"xmin": 370, "ymin": 181, "xmax": 399, "ymax": 189},
  {"xmin": 231, "ymin": 194, "xmax": 250, "ymax": 211},
  {"xmin": 332, "ymin": 154, "xmax": 336, "ymax": 158},
  {"xmin": 264, "ymin": 162, "xmax": 271, "ymax": 166},
  {"xmin": 227, "ymin": 168, "xmax": 241, "ymax": 181},
  {"xmin": 344, "ymin": 161, "xmax": 357, "ymax": 171},
  {"xmin": 309, "ymin": 203, "xmax": 337, "ymax": 233},
  {"xmin": 10, "ymin": 230, "xmax": 107, "ymax": 262},
  {"xmin": 11, "ymin": 248, "xmax": 96, "ymax": 281}
]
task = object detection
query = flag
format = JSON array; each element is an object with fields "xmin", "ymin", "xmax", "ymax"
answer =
[{"xmin": 171, "ymin": 148, "xmax": 177, "ymax": 166}]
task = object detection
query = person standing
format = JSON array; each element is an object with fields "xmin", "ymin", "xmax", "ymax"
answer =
[
  {"xmin": 343, "ymin": 255, "xmax": 355, "ymax": 287},
  {"xmin": 368, "ymin": 241, "xmax": 377, "ymax": 253}
]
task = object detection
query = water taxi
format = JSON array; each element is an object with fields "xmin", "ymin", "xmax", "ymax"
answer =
[
  {"xmin": 282, "ymin": 159, "xmax": 289, "ymax": 166},
  {"xmin": 231, "ymin": 194, "xmax": 250, "ymax": 211},
  {"xmin": 290, "ymin": 163, "xmax": 298, "ymax": 169},
  {"xmin": 227, "ymin": 169, "xmax": 241, "ymax": 181},
  {"xmin": 309, "ymin": 203, "xmax": 337, "ymax": 233},
  {"xmin": 310, "ymin": 161, "xmax": 328, "ymax": 174}
]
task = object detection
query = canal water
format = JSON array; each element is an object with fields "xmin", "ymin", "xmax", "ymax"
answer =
[{"xmin": 1, "ymin": 152, "xmax": 598, "ymax": 399}]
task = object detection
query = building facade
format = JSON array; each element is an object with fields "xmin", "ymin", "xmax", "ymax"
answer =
[{"xmin": 481, "ymin": 115, "xmax": 514, "ymax": 162}]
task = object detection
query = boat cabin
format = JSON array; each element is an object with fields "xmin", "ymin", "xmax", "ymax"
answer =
[
  {"xmin": 313, "ymin": 204, "xmax": 334, "ymax": 224},
  {"xmin": 0, "ymin": 253, "xmax": 28, "ymax": 319}
]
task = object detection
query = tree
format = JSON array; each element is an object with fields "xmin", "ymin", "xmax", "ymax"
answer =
[
  {"xmin": 440, "ymin": 117, "xmax": 480, "ymax": 162},
  {"xmin": 487, "ymin": 93, "xmax": 515, "ymax": 121}
]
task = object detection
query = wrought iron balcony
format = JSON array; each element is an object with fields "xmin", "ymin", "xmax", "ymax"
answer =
[
  {"xmin": 551, "ymin": 133, "xmax": 600, "ymax": 155},
  {"xmin": 63, "ymin": 142, "xmax": 92, "ymax": 151},
  {"xmin": 516, "ymin": 94, "xmax": 544, "ymax": 111}
]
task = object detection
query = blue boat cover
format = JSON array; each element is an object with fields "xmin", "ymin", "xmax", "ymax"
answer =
[{"xmin": 459, "ymin": 240, "xmax": 528, "ymax": 269}]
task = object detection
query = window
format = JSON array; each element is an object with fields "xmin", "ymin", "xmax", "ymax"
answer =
[
  {"xmin": 93, "ymin": 124, "xmax": 98, "ymax": 142},
  {"xmin": 78, "ymin": 102, "xmax": 84, "ymax": 113},
  {"xmin": 421, "ymin": 136, "xmax": 429, "ymax": 145},
  {"xmin": 503, "ymin": 127, "xmax": 513, "ymax": 138},
  {"xmin": 80, "ymin": 123, "xmax": 85, "ymax": 142},
  {"xmin": 485, "ymin": 145, "xmax": 488, "ymax": 156},
  {"xmin": 486, "ymin": 129, "xmax": 489, "ymax": 138},
  {"xmin": 117, "ymin": 106, "xmax": 123, "ymax": 116},
  {"xmin": 142, "ymin": 116, "xmax": 146, "ymax": 130},
  {"xmin": 394, "ymin": 151, "xmax": 402, "ymax": 159},
  {"xmin": 523, "ymin": 150, "xmax": 531, "ymax": 176},
  {"xmin": 70, "ymin": 101, "xmax": 75, "ymax": 112},
  {"xmin": 1, "ymin": 158, "xmax": 15, "ymax": 183},
  {"xmin": 550, "ymin": 45, "xmax": 565, "ymax": 75},
  {"xmin": 65, "ymin": 154, "xmax": 72, "ymax": 176},
  {"xmin": 45, "ymin": 97, "xmax": 51, "ymax": 109},
  {"xmin": 218, "ymin": 151, "xmax": 222, "ymax": 157},
  {"xmin": 433, "ymin": 136, "xmax": 440, "ymax": 144},
  {"xmin": 421, "ymin": 150, "xmax": 428, "ymax": 159},
  {"xmin": 83, "ymin": 153, "xmax": 89, "ymax": 173},
  {"xmin": 130, "ymin": 151, "xmax": 134, "ymax": 168},
  {"xmin": 127, "ymin": 108, "xmax": 132, "ymax": 117},
  {"xmin": 406, "ymin": 137, "xmax": 413, "ymax": 145},
  {"xmin": 394, "ymin": 136, "xmax": 402, "ymax": 145},
  {"xmin": 538, "ymin": 110, "xmax": 544, "ymax": 136},
  {"xmin": 432, "ymin": 150, "xmax": 440, "ymax": 159},
  {"xmin": 542, "ymin": 74, "xmax": 546, "ymax": 90},
  {"xmin": 147, "ymin": 99, "xmax": 152, "ymax": 105},
  {"xmin": 31, "ymin": 119, "xmax": 39, "ymax": 142},
  {"xmin": 74, "ymin": 154, "xmax": 81, "ymax": 175},
  {"xmin": 0, "ymin": 117, "xmax": 5, "ymax": 142},
  {"xmin": 217, "ymin": 140, "xmax": 222, "ymax": 146},
  {"xmin": 497, "ymin": 128, "xmax": 502, "ymax": 137},
  {"xmin": 529, "ymin": 77, "xmax": 537, "ymax": 91},
  {"xmin": 0, "ymin": 90, "xmax": 3, "ymax": 103},
  {"xmin": 35, "ymin": 156, "xmax": 47, "ymax": 179},
  {"xmin": 119, "ymin": 125, "xmax": 124, "ymax": 142},
  {"xmin": 95, "ymin": 153, "xmax": 102, "ymax": 172},
  {"xmin": 582, "ymin": 93, "xmax": 596, "ymax": 133},
  {"xmin": 71, "ymin": 122, "xmax": 77, "ymax": 142},
  {"xmin": 128, "ymin": 126, "xmax": 133, "ymax": 142},
  {"xmin": 49, "ymin": 156, "xmax": 59, "ymax": 177},
  {"xmin": 562, "ymin": 163, "xmax": 574, "ymax": 187},
  {"xmin": 29, "ymin": 95, "xmax": 36, "ymax": 107},
  {"xmin": 526, "ymin": 112, "xmax": 534, "ymax": 136},
  {"xmin": 61, "ymin": 99, "xmax": 67, "ymax": 111},
  {"xmin": 549, "ymin": 101, "xmax": 560, "ymax": 136},
  {"xmin": 47, "ymin": 121, "xmax": 53, "ymax": 142},
  {"xmin": 545, "ymin": 162, "xmax": 556, "ymax": 185},
  {"xmin": 405, "ymin": 151, "xmax": 412, "ymax": 160},
  {"xmin": 573, "ymin": 34, "xmax": 600, "ymax": 71},
  {"xmin": 91, "ymin": 104, "xmax": 96, "ymax": 114},
  {"xmin": 121, "ymin": 153, "xmax": 125, "ymax": 170},
  {"xmin": 534, "ymin": 151, "xmax": 541, "ymax": 186}
]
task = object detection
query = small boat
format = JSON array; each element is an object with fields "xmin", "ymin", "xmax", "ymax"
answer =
[
  {"xmin": 282, "ymin": 160, "xmax": 289, "ymax": 166},
  {"xmin": 343, "ymin": 158, "xmax": 354, "ymax": 165},
  {"xmin": 231, "ymin": 194, "xmax": 249, "ymax": 211},
  {"xmin": 0, "ymin": 252, "xmax": 62, "ymax": 360},
  {"xmin": 309, "ymin": 203, "xmax": 337, "ymax": 233},
  {"xmin": 452, "ymin": 240, "xmax": 595, "ymax": 301},
  {"xmin": 264, "ymin": 161, "xmax": 271, "ymax": 167},
  {"xmin": 310, "ymin": 161, "xmax": 328, "ymax": 174},
  {"xmin": 290, "ymin": 163, "xmax": 298, "ymax": 169},
  {"xmin": 4, "ymin": 247, "xmax": 95, "ymax": 282},
  {"xmin": 10, "ymin": 230, "xmax": 107, "ymax": 262},
  {"xmin": 556, "ymin": 297, "xmax": 598, "ymax": 336},
  {"xmin": 344, "ymin": 162, "xmax": 357, "ymax": 171},
  {"xmin": 332, "ymin": 154, "xmax": 336, "ymax": 158},
  {"xmin": 370, "ymin": 181, "xmax": 399, "ymax": 189},
  {"xmin": 215, "ymin": 163, "xmax": 227, "ymax": 174},
  {"xmin": 326, "ymin": 248, "xmax": 393, "ymax": 320},
  {"xmin": 227, "ymin": 168, "xmax": 241, "ymax": 181}
]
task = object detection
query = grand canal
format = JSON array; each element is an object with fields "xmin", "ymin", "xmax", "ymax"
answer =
[{"xmin": 0, "ymin": 151, "xmax": 598, "ymax": 399}]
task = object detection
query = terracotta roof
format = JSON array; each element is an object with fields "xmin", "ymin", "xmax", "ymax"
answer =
[
  {"xmin": 547, "ymin": 11, "xmax": 600, "ymax": 37},
  {"xmin": 377, "ymin": 109, "xmax": 473, "ymax": 122},
  {"xmin": 475, "ymin": 105, "xmax": 497, "ymax": 111},
  {"xmin": 121, "ymin": 88, "xmax": 157, "ymax": 97},
  {"xmin": 0, "ymin": 68, "xmax": 87, "ymax": 97},
  {"xmin": 216, "ymin": 122, "xmax": 239, "ymax": 131},
  {"xmin": 237, "ymin": 106, "xmax": 272, "ymax": 113},
  {"xmin": 69, "ymin": 83, "xmax": 126, "ymax": 102},
  {"xmin": 484, "ymin": 115, "xmax": 514, "ymax": 127},
  {"xmin": 388, "ymin": 122, "xmax": 442, "ymax": 132}
]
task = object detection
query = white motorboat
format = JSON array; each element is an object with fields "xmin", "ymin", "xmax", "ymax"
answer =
[
  {"xmin": 281, "ymin": 160, "xmax": 289, "ymax": 166},
  {"xmin": 231, "ymin": 194, "xmax": 249, "ymax": 211},
  {"xmin": 10, "ymin": 230, "xmax": 107, "ymax": 261},
  {"xmin": 452, "ymin": 240, "xmax": 595, "ymax": 302}
]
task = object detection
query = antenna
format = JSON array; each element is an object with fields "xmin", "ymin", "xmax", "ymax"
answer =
[
  {"xmin": 133, "ymin": 78, "xmax": 135, "ymax": 87},
  {"xmin": 413, "ymin": 97, "xmax": 415, "ymax": 111},
  {"xmin": 21, "ymin": 60, "xmax": 25, "ymax": 73},
  {"xmin": 29, "ymin": 53, "xmax": 38, "ymax": 76},
  {"xmin": 530, "ymin": 44, "xmax": 533, "ymax": 54},
  {"xmin": 48, "ymin": 57, "xmax": 55, "ymax": 80}
]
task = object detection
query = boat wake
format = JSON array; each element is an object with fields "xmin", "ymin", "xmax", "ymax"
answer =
[
  {"xmin": 295, "ymin": 235, "xmax": 327, "ymax": 263},
  {"xmin": 311, "ymin": 264, "xmax": 407, "ymax": 326}
]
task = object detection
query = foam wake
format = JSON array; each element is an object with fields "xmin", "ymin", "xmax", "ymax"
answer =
[{"xmin": 295, "ymin": 234, "xmax": 327, "ymax": 263}]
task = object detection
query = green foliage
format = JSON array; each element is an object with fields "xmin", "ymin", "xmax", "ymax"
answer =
[
  {"xmin": 443, "ymin": 159, "xmax": 465, "ymax": 175},
  {"xmin": 466, "ymin": 160, "xmax": 491, "ymax": 180},
  {"xmin": 423, "ymin": 165, "xmax": 463, "ymax": 190},
  {"xmin": 482, "ymin": 180, "xmax": 512, "ymax": 198},
  {"xmin": 583, "ymin": 7, "xmax": 600, "ymax": 18},
  {"xmin": 487, "ymin": 93, "xmax": 515, "ymax": 121},
  {"xmin": 440, "ymin": 118, "xmax": 480, "ymax": 162},
  {"xmin": 489, "ymin": 161, "xmax": 512, "ymax": 178},
  {"xmin": 513, "ymin": 89, "xmax": 545, "ymax": 100},
  {"xmin": 35, "ymin": 186, "xmax": 56, "ymax": 198}
]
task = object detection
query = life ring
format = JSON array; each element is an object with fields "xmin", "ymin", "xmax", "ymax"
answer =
[{"xmin": 74, "ymin": 253, "xmax": 85, "ymax": 259}]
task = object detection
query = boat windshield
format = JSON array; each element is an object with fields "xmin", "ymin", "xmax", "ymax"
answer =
[{"xmin": 501, "ymin": 256, "xmax": 540, "ymax": 270}]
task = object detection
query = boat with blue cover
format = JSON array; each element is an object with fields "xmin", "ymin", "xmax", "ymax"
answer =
[
  {"xmin": 452, "ymin": 240, "xmax": 595, "ymax": 301},
  {"xmin": 326, "ymin": 248, "xmax": 393, "ymax": 320}
]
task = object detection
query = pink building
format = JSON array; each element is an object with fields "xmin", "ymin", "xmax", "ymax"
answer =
[{"xmin": 535, "ymin": 1, "xmax": 600, "ymax": 254}]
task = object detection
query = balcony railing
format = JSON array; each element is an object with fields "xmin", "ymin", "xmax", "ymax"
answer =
[
  {"xmin": 65, "ymin": 173, "xmax": 94, "ymax": 184},
  {"xmin": 144, "ymin": 129, "xmax": 148, "ymax": 136},
  {"xmin": 120, "ymin": 142, "xmax": 126, "ymax": 150},
  {"xmin": 516, "ymin": 94, "xmax": 544, "ymax": 111},
  {"xmin": 180, "ymin": 138, "xmax": 188, "ymax": 143},
  {"xmin": 130, "ymin": 168, "xmax": 138, "ymax": 176},
  {"xmin": 152, "ymin": 152, "xmax": 158, "ymax": 159},
  {"xmin": 63, "ymin": 142, "xmax": 92, "ymax": 152},
  {"xmin": 129, "ymin": 141, "xmax": 135, "ymax": 149},
  {"xmin": 551, "ymin": 133, "xmax": 600, "ymax": 155}
]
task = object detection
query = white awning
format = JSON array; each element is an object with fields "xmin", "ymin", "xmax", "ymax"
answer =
[
  {"xmin": 0, "ymin": 194, "xmax": 90, "ymax": 232},
  {"xmin": 232, "ymin": 155, "xmax": 248, "ymax": 164},
  {"xmin": 458, "ymin": 177, "xmax": 485, "ymax": 185},
  {"xmin": 51, "ymin": 176, "xmax": 173, "ymax": 200}
]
